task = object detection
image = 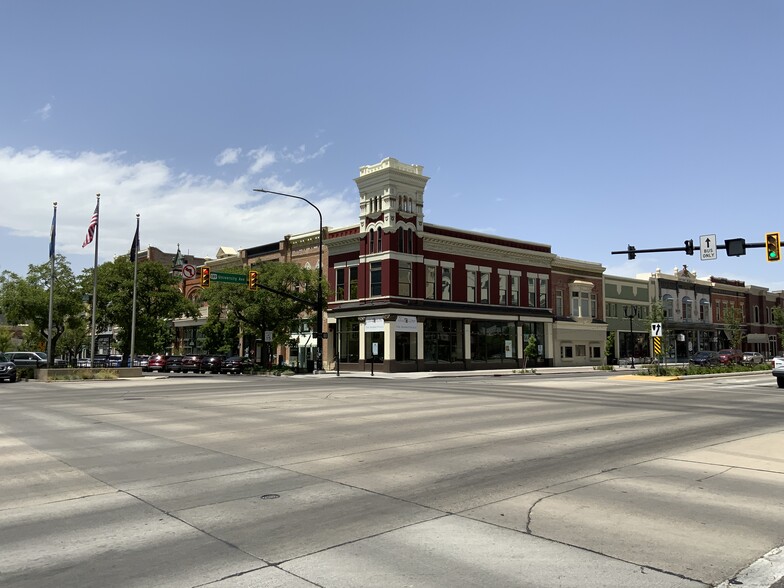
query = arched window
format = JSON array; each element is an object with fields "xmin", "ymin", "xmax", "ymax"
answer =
[
  {"xmin": 681, "ymin": 296, "xmax": 693, "ymax": 321},
  {"xmin": 376, "ymin": 228, "xmax": 382, "ymax": 252},
  {"xmin": 368, "ymin": 229, "xmax": 375, "ymax": 253},
  {"xmin": 662, "ymin": 294, "xmax": 674, "ymax": 319}
]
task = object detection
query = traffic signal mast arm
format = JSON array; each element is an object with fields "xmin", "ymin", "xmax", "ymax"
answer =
[{"xmin": 612, "ymin": 239, "xmax": 767, "ymax": 260}]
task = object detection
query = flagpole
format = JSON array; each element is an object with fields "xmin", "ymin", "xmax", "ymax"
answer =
[
  {"xmin": 129, "ymin": 214, "xmax": 139, "ymax": 367},
  {"xmin": 47, "ymin": 202, "xmax": 57, "ymax": 368},
  {"xmin": 89, "ymin": 194, "xmax": 100, "ymax": 367}
]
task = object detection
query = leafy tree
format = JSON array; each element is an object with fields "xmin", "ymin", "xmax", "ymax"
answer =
[
  {"xmin": 0, "ymin": 255, "xmax": 84, "ymax": 358},
  {"xmin": 199, "ymin": 262, "xmax": 323, "ymax": 367},
  {"xmin": 605, "ymin": 331, "xmax": 615, "ymax": 364},
  {"xmin": 0, "ymin": 326, "xmax": 11, "ymax": 352},
  {"xmin": 722, "ymin": 305, "xmax": 744, "ymax": 350},
  {"xmin": 772, "ymin": 307, "xmax": 784, "ymax": 351},
  {"xmin": 524, "ymin": 334, "xmax": 539, "ymax": 368},
  {"xmin": 81, "ymin": 257, "xmax": 199, "ymax": 359}
]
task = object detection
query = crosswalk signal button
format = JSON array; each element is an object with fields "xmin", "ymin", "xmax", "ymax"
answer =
[{"xmin": 766, "ymin": 232, "xmax": 781, "ymax": 262}]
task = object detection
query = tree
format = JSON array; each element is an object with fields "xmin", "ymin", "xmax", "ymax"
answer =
[
  {"xmin": 81, "ymin": 257, "xmax": 199, "ymax": 359},
  {"xmin": 0, "ymin": 326, "xmax": 11, "ymax": 352},
  {"xmin": 0, "ymin": 255, "xmax": 84, "ymax": 358},
  {"xmin": 199, "ymin": 262, "xmax": 322, "ymax": 367},
  {"xmin": 722, "ymin": 305, "xmax": 744, "ymax": 350},
  {"xmin": 605, "ymin": 331, "xmax": 615, "ymax": 365},
  {"xmin": 772, "ymin": 307, "xmax": 784, "ymax": 352},
  {"xmin": 523, "ymin": 334, "xmax": 539, "ymax": 369}
]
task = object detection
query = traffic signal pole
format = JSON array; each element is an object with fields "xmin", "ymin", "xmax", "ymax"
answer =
[{"xmin": 612, "ymin": 238, "xmax": 768, "ymax": 260}]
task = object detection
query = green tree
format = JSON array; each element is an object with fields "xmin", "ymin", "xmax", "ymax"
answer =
[
  {"xmin": 81, "ymin": 257, "xmax": 199, "ymax": 359},
  {"xmin": 199, "ymin": 262, "xmax": 322, "ymax": 366},
  {"xmin": 523, "ymin": 334, "xmax": 539, "ymax": 368},
  {"xmin": 0, "ymin": 326, "xmax": 11, "ymax": 352},
  {"xmin": 605, "ymin": 331, "xmax": 615, "ymax": 365},
  {"xmin": 772, "ymin": 307, "xmax": 784, "ymax": 351},
  {"xmin": 722, "ymin": 305, "xmax": 744, "ymax": 350},
  {"xmin": 0, "ymin": 255, "xmax": 84, "ymax": 358}
]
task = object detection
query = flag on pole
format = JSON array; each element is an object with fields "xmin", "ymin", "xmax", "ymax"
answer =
[
  {"xmin": 49, "ymin": 207, "xmax": 57, "ymax": 259},
  {"xmin": 130, "ymin": 224, "xmax": 139, "ymax": 262},
  {"xmin": 82, "ymin": 204, "xmax": 99, "ymax": 248}
]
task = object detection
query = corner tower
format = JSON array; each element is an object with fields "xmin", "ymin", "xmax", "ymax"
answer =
[{"xmin": 355, "ymin": 157, "xmax": 429, "ymax": 236}]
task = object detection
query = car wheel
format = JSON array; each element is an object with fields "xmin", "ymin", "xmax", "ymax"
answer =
[
  {"xmin": 777, "ymin": 377, "xmax": 784, "ymax": 389},
  {"xmin": 9, "ymin": 375, "xmax": 16, "ymax": 383}
]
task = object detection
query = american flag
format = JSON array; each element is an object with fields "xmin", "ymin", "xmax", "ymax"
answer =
[{"xmin": 82, "ymin": 204, "xmax": 99, "ymax": 248}]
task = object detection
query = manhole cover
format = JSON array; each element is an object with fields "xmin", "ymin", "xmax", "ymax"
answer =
[{"xmin": 260, "ymin": 494, "xmax": 280, "ymax": 500}]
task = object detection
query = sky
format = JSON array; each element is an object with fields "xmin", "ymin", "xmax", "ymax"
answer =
[{"xmin": 1, "ymin": 1, "xmax": 783, "ymax": 289}]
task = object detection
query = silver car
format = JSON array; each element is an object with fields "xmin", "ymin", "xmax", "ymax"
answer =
[{"xmin": 743, "ymin": 351, "xmax": 764, "ymax": 365}]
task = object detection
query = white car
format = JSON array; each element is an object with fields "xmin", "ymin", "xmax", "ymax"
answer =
[
  {"xmin": 772, "ymin": 356, "xmax": 784, "ymax": 388},
  {"xmin": 743, "ymin": 351, "xmax": 764, "ymax": 365}
]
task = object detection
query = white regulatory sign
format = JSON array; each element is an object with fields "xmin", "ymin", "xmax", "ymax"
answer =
[
  {"xmin": 700, "ymin": 234, "xmax": 717, "ymax": 261},
  {"xmin": 651, "ymin": 322, "xmax": 662, "ymax": 337},
  {"xmin": 181, "ymin": 264, "xmax": 196, "ymax": 279}
]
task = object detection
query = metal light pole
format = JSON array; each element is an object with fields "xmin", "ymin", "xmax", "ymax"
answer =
[
  {"xmin": 624, "ymin": 305, "xmax": 638, "ymax": 368},
  {"xmin": 254, "ymin": 188, "xmax": 324, "ymax": 373}
]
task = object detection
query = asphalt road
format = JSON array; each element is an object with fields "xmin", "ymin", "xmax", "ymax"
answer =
[{"xmin": 1, "ymin": 371, "xmax": 783, "ymax": 587}]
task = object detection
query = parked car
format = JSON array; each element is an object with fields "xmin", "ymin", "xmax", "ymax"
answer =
[
  {"xmin": 133, "ymin": 355, "xmax": 150, "ymax": 368},
  {"xmin": 106, "ymin": 355, "xmax": 124, "ymax": 368},
  {"xmin": 146, "ymin": 354, "xmax": 167, "ymax": 372},
  {"xmin": 717, "ymin": 349, "xmax": 743, "ymax": 365},
  {"xmin": 220, "ymin": 356, "xmax": 251, "ymax": 374},
  {"xmin": 742, "ymin": 351, "xmax": 764, "ymax": 365},
  {"xmin": 690, "ymin": 351, "xmax": 721, "ymax": 367},
  {"xmin": 200, "ymin": 355, "xmax": 225, "ymax": 374},
  {"xmin": 163, "ymin": 355, "xmax": 183, "ymax": 373},
  {"xmin": 180, "ymin": 354, "xmax": 203, "ymax": 373},
  {"xmin": 5, "ymin": 351, "xmax": 47, "ymax": 368},
  {"xmin": 772, "ymin": 356, "xmax": 784, "ymax": 388},
  {"xmin": 0, "ymin": 353, "xmax": 17, "ymax": 383}
]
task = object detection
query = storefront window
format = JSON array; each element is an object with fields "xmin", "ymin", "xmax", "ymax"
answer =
[
  {"xmin": 395, "ymin": 332, "xmax": 416, "ymax": 362},
  {"xmin": 470, "ymin": 321, "xmax": 516, "ymax": 362},
  {"xmin": 424, "ymin": 318, "xmax": 463, "ymax": 363}
]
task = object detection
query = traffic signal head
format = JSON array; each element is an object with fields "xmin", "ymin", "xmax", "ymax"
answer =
[
  {"xmin": 766, "ymin": 232, "xmax": 781, "ymax": 262},
  {"xmin": 684, "ymin": 239, "xmax": 694, "ymax": 255},
  {"xmin": 200, "ymin": 267, "xmax": 210, "ymax": 287},
  {"xmin": 627, "ymin": 245, "xmax": 636, "ymax": 260},
  {"xmin": 248, "ymin": 270, "xmax": 258, "ymax": 290}
]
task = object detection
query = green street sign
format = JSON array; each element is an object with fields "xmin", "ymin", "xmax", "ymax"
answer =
[{"xmin": 211, "ymin": 272, "xmax": 248, "ymax": 284}]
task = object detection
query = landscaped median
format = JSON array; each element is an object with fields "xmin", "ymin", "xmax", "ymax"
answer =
[
  {"xmin": 610, "ymin": 362, "xmax": 771, "ymax": 381},
  {"xmin": 33, "ymin": 367, "xmax": 143, "ymax": 381}
]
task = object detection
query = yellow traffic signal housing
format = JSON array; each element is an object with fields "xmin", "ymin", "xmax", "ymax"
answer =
[
  {"xmin": 200, "ymin": 267, "xmax": 211, "ymax": 287},
  {"xmin": 248, "ymin": 270, "xmax": 258, "ymax": 290},
  {"xmin": 766, "ymin": 232, "xmax": 781, "ymax": 262}
]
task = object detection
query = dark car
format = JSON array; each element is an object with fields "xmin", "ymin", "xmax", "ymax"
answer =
[
  {"xmin": 690, "ymin": 350, "xmax": 720, "ymax": 367},
  {"xmin": 717, "ymin": 349, "xmax": 743, "ymax": 365},
  {"xmin": 180, "ymin": 354, "xmax": 203, "ymax": 373},
  {"xmin": 163, "ymin": 355, "xmax": 183, "ymax": 373},
  {"xmin": 5, "ymin": 351, "xmax": 47, "ymax": 368},
  {"xmin": 220, "ymin": 356, "xmax": 251, "ymax": 374},
  {"xmin": 200, "ymin": 355, "xmax": 225, "ymax": 374},
  {"xmin": 146, "ymin": 354, "xmax": 167, "ymax": 372},
  {"xmin": 0, "ymin": 353, "xmax": 17, "ymax": 383}
]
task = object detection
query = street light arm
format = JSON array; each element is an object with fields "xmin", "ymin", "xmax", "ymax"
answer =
[{"xmin": 253, "ymin": 188, "xmax": 323, "ymax": 226}]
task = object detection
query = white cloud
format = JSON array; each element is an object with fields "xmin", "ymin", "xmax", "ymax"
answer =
[
  {"xmin": 282, "ymin": 143, "xmax": 332, "ymax": 164},
  {"xmin": 0, "ymin": 147, "xmax": 357, "ymax": 274},
  {"xmin": 36, "ymin": 103, "xmax": 52, "ymax": 120},
  {"xmin": 248, "ymin": 147, "xmax": 277, "ymax": 173},
  {"xmin": 215, "ymin": 147, "xmax": 242, "ymax": 166}
]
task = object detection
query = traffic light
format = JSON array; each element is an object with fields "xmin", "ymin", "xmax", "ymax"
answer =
[
  {"xmin": 766, "ymin": 232, "xmax": 781, "ymax": 262},
  {"xmin": 200, "ymin": 267, "xmax": 210, "ymax": 287},
  {"xmin": 248, "ymin": 270, "xmax": 258, "ymax": 290},
  {"xmin": 627, "ymin": 245, "xmax": 636, "ymax": 260},
  {"xmin": 684, "ymin": 239, "xmax": 694, "ymax": 255}
]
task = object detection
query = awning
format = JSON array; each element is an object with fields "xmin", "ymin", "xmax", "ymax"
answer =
[{"xmin": 746, "ymin": 333, "xmax": 769, "ymax": 344}]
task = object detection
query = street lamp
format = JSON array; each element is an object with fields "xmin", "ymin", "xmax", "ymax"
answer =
[
  {"xmin": 624, "ymin": 305, "xmax": 638, "ymax": 368},
  {"xmin": 253, "ymin": 188, "xmax": 324, "ymax": 373}
]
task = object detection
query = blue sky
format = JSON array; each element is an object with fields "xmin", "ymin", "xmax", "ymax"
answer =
[{"xmin": 2, "ymin": 1, "xmax": 782, "ymax": 289}]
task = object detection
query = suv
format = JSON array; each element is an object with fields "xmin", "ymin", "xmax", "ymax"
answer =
[
  {"xmin": 5, "ymin": 351, "xmax": 47, "ymax": 368},
  {"xmin": 0, "ymin": 353, "xmax": 17, "ymax": 383},
  {"xmin": 163, "ymin": 355, "xmax": 183, "ymax": 373},
  {"xmin": 146, "ymin": 354, "xmax": 167, "ymax": 372},
  {"xmin": 773, "ymin": 356, "xmax": 784, "ymax": 388},
  {"xmin": 717, "ymin": 349, "xmax": 743, "ymax": 365}
]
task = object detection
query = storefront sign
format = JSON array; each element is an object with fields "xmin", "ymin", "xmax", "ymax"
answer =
[
  {"xmin": 365, "ymin": 317, "xmax": 385, "ymax": 332},
  {"xmin": 395, "ymin": 316, "xmax": 418, "ymax": 332}
]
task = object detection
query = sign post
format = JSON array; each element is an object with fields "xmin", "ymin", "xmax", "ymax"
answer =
[{"xmin": 699, "ymin": 235, "xmax": 717, "ymax": 261}]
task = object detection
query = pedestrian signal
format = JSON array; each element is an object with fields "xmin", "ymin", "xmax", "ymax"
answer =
[
  {"xmin": 200, "ymin": 267, "xmax": 211, "ymax": 287},
  {"xmin": 248, "ymin": 270, "xmax": 258, "ymax": 290},
  {"xmin": 766, "ymin": 232, "xmax": 781, "ymax": 262}
]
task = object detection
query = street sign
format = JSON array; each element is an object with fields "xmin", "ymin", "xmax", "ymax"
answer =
[
  {"xmin": 699, "ymin": 234, "xmax": 717, "ymax": 261},
  {"xmin": 182, "ymin": 264, "xmax": 196, "ymax": 279},
  {"xmin": 651, "ymin": 322, "xmax": 662, "ymax": 337},
  {"xmin": 211, "ymin": 272, "xmax": 247, "ymax": 284}
]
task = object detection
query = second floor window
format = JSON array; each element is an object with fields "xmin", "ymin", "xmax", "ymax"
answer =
[
  {"xmin": 426, "ymin": 266, "xmax": 436, "ymax": 300},
  {"xmin": 467, "ymin": 270, "xmax": 476, "ymax": 303},
  {"xmin": 442, "ymin": 267, "xmax": 452, "ymax": 301},
  {"xmin": 511, "ymin": 276, "xmax": 520, "ymax": 306},
  {"xmin": 499, "ymin": 274, "xmax": 508, "ymax": 305},
  {"xmin": 336, "ymin": 267, "xmax": 345, "ymax": 300},
  {"xmin": 370, "ymin": 262, "xmax": 382, "ymax": 297},
  {"xmin": 399, "ymin": 262, "xmax": 412, "ymax": 297},
  {"xmin": 480, "ymin": 271, "xmax": 489, "ymax": 304}
]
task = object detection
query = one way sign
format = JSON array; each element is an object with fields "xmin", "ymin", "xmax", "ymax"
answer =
[{"xmin": 700, "ymin": 234, "xmax": 717, "ymax": 261}]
